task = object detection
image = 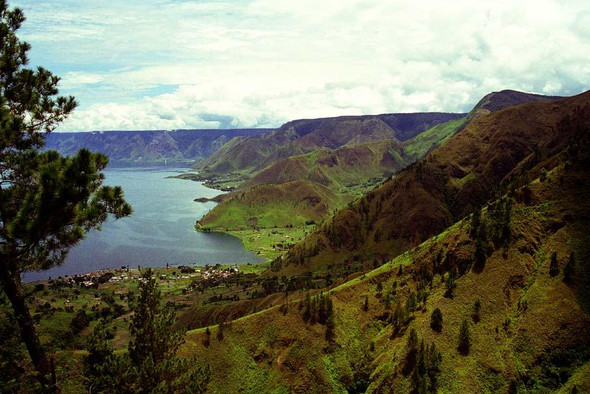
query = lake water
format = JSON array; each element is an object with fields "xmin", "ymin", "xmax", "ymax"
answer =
[{"xmin": 23, "ymin": 167, "xmax": 263, "ymax": 282}]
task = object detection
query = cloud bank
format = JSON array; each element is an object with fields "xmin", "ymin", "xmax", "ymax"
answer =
[{"xmin": 12, "ymin": 0, "xmax": 590, "ymax": 131}]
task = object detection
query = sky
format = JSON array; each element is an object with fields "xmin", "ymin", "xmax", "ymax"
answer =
[{"xmin": 11, "ymin": 0, "xmax": 590, "ymax": 131}]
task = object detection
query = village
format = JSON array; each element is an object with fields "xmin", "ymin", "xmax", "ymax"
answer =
[{"xmin": 43, "ymin": 263, "xmax": 242, "ymax": 290}]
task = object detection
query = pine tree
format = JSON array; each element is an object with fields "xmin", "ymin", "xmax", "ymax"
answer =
[
  {"xmin": 129, "ymin": 269, "xmax": 182, "ymax": 366},
  {"xmin": 417, "ymin": 340, "xmax": 426, "ymax": 376},
  {"xmin": 410, "ymin": 367, "xmax": 424, "ymax": 394},
  {"xmin": 317, "ymin": 292, "xmax": 328, "ymax": 324},
  {"xmin": 363, "ymin": 295, "xmax": 369, "ymax": 312},
  {"xmin": 458, "ymin": 319, "xmax": 471, "ymax": 355},
  {"xmin": 549, "ymin": 252, "xmax": 559, "ymax": 277},
  {"xmin": 404, "ymin": 328, "xmax": 419, "ymax": 374},
  {"xmin": 203, "ymin": 326, "xmax": 211, "ymax": 347},
  {"xmin": 391, "ymin": 300, "xmax": 408, "ymax": 336},
  {"xmin": 0, "ymin": 3, "xmax": 132, "ymax": 387},
  {"xmin": 563, "ymin": 252, "xmax": 575, "ymax": 284},
  {"xmin": 85, "ymin": 269, "xmax": 211, "ymax": 392},
  {"xmin": 445, "ymin": 268, "xmax": 457, "ymax": 298},
  {"xmin": 470, "ymin": 207, "xmax": 482, "ymax": 239},
  {"xmin": 406, "ymin": 291, "xmax": 418, "ymax": 312},
  {"xmin": 302, "ymin": 292, "xmax": 312, "ymax": 321},
  {"xmin": 472, "ymin": 299, "xmax": 481, "ymax": 323},
  {"xmin": 473, "ymin": 239, "xmax": 487, "ymax": 271},
  {"xmin": 325, "ymin": 295, "xmax": 335, "ymax": 341},
  {"xmin": 376, "ymin": 281, "xmax": 383, "ymax": 294},
  {"xmin": 84, "ymin": 320, "xmax": 124, "ymax": 391},
  {"xmin": 217, "ymin": 321, "xmax": 225, "ymax": 341},
  {"xmin": 430, "ymin": 307, "xmax": 443, "ymax": 332},
  {"xmin": 426, "ymin": 342, "xmax": 442, "ymax": 392},
  {"xmin": 0, "ymin": 303, "xmax": 28, "ymax": 392}
]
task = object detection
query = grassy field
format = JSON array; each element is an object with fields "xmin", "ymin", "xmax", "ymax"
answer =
[
  {"xmin": 227, "ymin": 226, "xmax": 312, "ymax": 261},
  {"xmin": 18, "ymin": 263, "xmax": 271, "ymax": 354}
]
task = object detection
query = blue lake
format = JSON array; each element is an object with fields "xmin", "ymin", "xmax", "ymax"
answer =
[{"xmin": 23, "ymin": 167, "xmax": 262, "ymax": 282}]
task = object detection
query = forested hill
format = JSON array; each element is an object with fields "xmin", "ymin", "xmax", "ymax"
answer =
[{"xmin": 44, "ymin": 128, "xmax": 271, "ymax": 167}]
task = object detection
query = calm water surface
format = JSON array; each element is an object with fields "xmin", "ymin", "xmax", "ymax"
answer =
[{"xmin": 23, "ymin": 168, "xmax": 262, "ymax": 282}]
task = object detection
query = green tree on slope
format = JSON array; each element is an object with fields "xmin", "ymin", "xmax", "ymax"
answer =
[
  {"xmin": 0, "ymin": 2, "xmax": 131, "ymax": 387},
  {"xmin": 85, "ymin": 269, "xmax": 210, "ymax": 393}
]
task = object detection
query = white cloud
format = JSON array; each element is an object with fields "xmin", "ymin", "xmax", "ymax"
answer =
[{"xmin": 11, "ymin": 0, "xmax": 590, "ymax": 131}]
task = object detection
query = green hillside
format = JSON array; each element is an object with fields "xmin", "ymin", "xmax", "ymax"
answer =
[
  {"xmin": 243, "ymin": 139, "xmax": 410, "ymax": 193},
  {"xmin": 181, "ymin": 158, "xmax": 590, "ymax": 392},
  {"xmin": 197, "ymin": 180, "xmax": 347, "ymax": 230},
  {"xmin": 404, "ymin": 117, "xmax": 468, "ymax": 159}
]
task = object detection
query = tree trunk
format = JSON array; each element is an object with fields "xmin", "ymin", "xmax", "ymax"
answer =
[{"xmin": 0, "ymin": 261, "xmax": 51, "ymax": 387}]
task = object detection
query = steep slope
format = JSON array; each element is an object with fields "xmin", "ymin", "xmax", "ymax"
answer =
[
  {"xmin": 44, "ymin": 128, "xmax": 269, "ymax": 166},
  {"xmin": 196, "ymin": 113, "xmax": 465, "ymax": 177},
  {"xmin": 278, "ymin": 90, "xmax": 590, "ymax": 273},
  {"xmin": 181, "ymin": 156, "xmax": 590, "ymax": 392},
  {"xmin": 404, "ymin": 90, "xmax": 562, "ymax": 160},
  {"xmin": 404, "ymin": 117, "xmax": 468, "ymax": 159}
]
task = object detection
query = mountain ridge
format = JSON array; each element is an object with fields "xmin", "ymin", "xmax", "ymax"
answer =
[
  {"xmin": 196, "ymin": 112, "xmax": 466, "ymax": 177},
  {"xmin": 277, "ymin": 90, "xmax": 590, "ymax": 274}
]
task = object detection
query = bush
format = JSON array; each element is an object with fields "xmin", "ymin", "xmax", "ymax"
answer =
[{"xmin": 70, "ymin": 310, "xmax": 92, "ymax": 334}]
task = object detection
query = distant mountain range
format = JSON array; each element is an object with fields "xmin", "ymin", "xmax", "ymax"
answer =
[{"xmin": 44, "ymin": 129, "xmax": 270, "ymax": 167}]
